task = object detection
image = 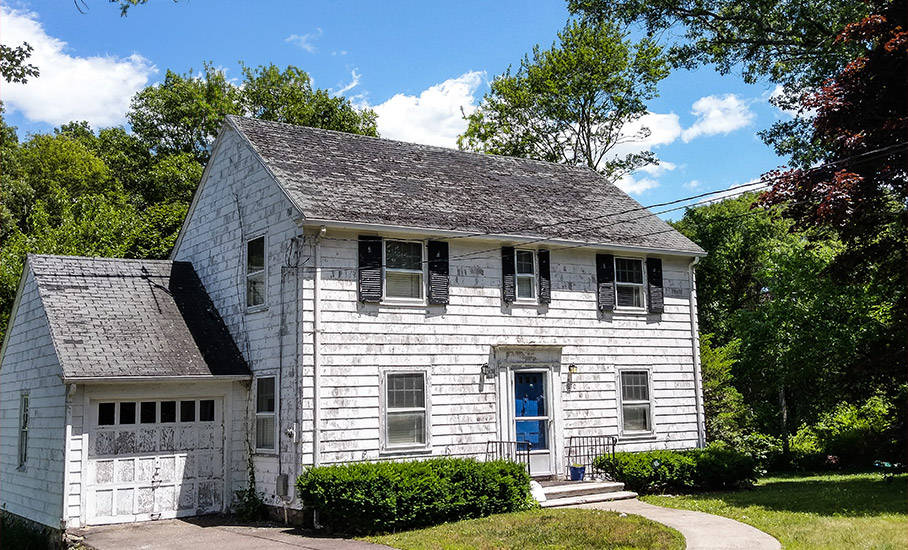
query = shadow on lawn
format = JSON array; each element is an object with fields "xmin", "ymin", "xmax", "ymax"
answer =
[{"xmin": 712, "ymin": 473, "xmax": 907, "ymax": 518}]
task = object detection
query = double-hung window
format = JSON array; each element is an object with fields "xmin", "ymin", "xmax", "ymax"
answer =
[
  {"xmin": 255, "ymin": 377, "xmax": 276, "ymax": 452},
  {"xmin": 384, "ymin": 372, "xmax": 427, "ymax": 449},
  {"xmin": 384, "ymin": 240, "xmax": 424, "ymax": 300},
  {"xmin": 615, "ymin": 258, "xmax": 644, "ymax": 308},
  {"xmin": 619, "ymin": 370, "xmax": 653, "ymax": 434},
  {"xmin": 246, "ymin": 236, "xmax": 266, "ymax": 308},
  {"xmin": 18, "ymin": 393, "xmax": 28, "ymax": 469},
  {"xmin": 515, "ymin": 250, "xmax": 536, "ymax": 300},
  {"xmin": 502, "ymin": 247, "xmax": 551, "ymax": 304}
]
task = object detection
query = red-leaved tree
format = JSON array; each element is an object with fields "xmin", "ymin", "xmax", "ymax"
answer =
[{"xmin": 759, "ymin": 0, "xmax": 906, "ymax": 273}]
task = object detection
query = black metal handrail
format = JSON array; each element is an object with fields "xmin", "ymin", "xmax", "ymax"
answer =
[
  {"xmin": 565, "ymin": 435, "xmax": 616, "ymax": 478},
  {"xmin": 485, "ymin": 440, "xmax": 532, "ymax": 475}
]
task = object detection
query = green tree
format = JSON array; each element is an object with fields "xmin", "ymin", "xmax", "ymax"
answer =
[
  {"xmin": 675, "ymin": 194, "xmax": 898, "ymax": 452},
  {"xmin": 699, "ymin": 334, "xmax": 748, "ymax": 443},
  {"xmin": 568, "ymin": 0, "xmax": 870, "ymax": 87},
  {"xmin": 0, "ymin": 42, "xmax": 39, "ymax": 83},
  {"xmin": 240, "ymin": 63, "xmax": 378, "ymax": 136},
  {"xmin": 671, "ymin": 193, "xmax": 789, "ymax": 341},
  {"xmin": 459, "ymin": 20, "xmax": 669, "ymax": 181},
  {"xmin": 12, "ymin": 132, "xmax": 116, "ymax": 229},
  {"xmin": 127, "ymin": 64, "xmax": 242, "ymax": 164}
]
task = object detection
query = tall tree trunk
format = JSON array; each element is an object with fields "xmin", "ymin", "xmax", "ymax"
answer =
[{"xmin": 779, "ymin": 386, "xmax": 790, "ymax": 458}]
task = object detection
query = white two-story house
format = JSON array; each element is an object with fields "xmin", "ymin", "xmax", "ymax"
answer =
[{"xmin": 0, "ymin": 116, "xmax": 705, "ymax": 530}]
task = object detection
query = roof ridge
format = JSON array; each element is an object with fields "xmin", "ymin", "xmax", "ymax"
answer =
[
  {"xmin": 227, "ymin": 115, "xmax": 604, "ymax": 176},
  {"xmin": 28, "ymin": 253, "xmax": 175, "ymax": 264}
]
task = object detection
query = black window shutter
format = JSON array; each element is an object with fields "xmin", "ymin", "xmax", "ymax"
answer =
[
  {"xmin": 538, "ymin": 249, "xmax": 551, "ymax": 304},
  {"xmin": 596, "ymin": 253, "xmax": 615, "ymax": 311},
  {"xmin": 427, "ymin": 240, "xmax": 449, "ymax": 305},
  {"xmin": 358, "ymin": 236, "xmax": 382, "ymax": 303},
  {"xmin": 646, "ymin": 257, "xmax": 664, "ymax": 313},
  {"xmin": 502, "ymin": 246, "xmax": 516, "ymax": 303}
]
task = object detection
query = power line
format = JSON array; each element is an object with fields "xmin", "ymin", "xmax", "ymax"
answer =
[{"xmin": 295, "ymin": 140, "xmax": 906, "ymax": 273}]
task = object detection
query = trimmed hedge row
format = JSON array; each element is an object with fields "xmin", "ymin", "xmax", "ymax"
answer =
[
  {"xmin": 296, "ymin": 457, "xmax": 533, "ymax": 534},
  {"xmin": 594, "ymin": 444, "xmax": 759, "ymax": 493}
]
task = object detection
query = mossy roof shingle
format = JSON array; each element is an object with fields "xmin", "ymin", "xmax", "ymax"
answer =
[{"xmin": 229, "ymin": 116, "xmax": 704, "ymax": 255}]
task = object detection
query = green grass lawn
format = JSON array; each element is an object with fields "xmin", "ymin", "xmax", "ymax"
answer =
[
  {"xmin": 364, "ymin": 508, "xmax": 685, "ymax": 550},
  {"xmin": 642, "ymin": 471, "xmax": 907, "ymax": 550}
]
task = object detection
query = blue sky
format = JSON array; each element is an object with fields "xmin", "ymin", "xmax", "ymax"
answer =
[{"xmin": 1, "ymin": 0, "xmax": 788, "ymax": 216}]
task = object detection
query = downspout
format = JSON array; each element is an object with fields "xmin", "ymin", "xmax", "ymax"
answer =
[
  {"xmin": 688, "ymin": 256, "xmax": 705, "ymax": 448},
  {"xmin": 312, "ymin": 226, "xmax": 326, "ymax": 466}
]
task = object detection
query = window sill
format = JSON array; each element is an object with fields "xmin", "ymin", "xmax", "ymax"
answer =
[
  {"xmin": 246, "ymin": 305, "xmax": 268, "ymax": 314},
  {"xmin": 253, "ymin": 450, "xmax": 278, "ymax": 457},
  {"xmin": 618, "ymin": 432, "xmax": 657, "ymax": 441},
  {"xmin": 611, "ymin": 308, "xmax": 649, "ymax": 316},
  {"xmin": 379, "ymin": 298, "xmax": 428, "ymax": 308},
  {"xmin": 379, "ymin": 446, "xmax": 432, "ymax": 457},
  {"xmin": 506, "ymin": 299, "xmax": 542, "ymax": 307}
]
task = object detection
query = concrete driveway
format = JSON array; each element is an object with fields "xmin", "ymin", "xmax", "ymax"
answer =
[{"xmin": 75, "ymin": 516, "xmax": 398, "ymax": 550}]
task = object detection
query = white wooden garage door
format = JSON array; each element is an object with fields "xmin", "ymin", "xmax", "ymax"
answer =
[{"xmin": 86, "ymin": 398, "xmax": 224, "ymax": 525}]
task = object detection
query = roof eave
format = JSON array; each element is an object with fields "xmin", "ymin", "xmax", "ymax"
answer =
[
  {"xmin": 63, "ymin": 374, "xmax": 252, "ymax": 384},
  {"xmin": 296, "ymin": 217, "xmax": 706, "ymax": 257}
]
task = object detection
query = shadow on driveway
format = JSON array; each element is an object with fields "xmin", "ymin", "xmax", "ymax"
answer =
[{"xmin": 75, "ymin": 515, "xmax": 398, "ymax": 550}]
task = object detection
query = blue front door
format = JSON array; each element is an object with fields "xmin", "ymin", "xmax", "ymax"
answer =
[{"xmin": 514, "ymin": 372, "xmax": 548, "ymax": 451}]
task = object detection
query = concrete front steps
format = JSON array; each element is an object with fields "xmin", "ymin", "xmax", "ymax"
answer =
[{"xmin": 539, "ymin": 480, "xmax": 637, "ymax": 508}]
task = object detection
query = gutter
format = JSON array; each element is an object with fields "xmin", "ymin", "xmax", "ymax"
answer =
[
  {"xmin": 299, "ymin": 218, "xmax": 706, "ymax": 258},
  {"xmin": 62, "ymin": 374, "xmax": 251, "ymax": 384},
  {"xmin": 688, "ymin": 256, "xmax": 706, "ymax": 448}
]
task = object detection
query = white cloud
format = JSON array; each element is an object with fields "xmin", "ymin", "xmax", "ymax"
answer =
[
  {"xmin": 637, "ymin": 160, "xmax": 676, "ymax": 177},
  {"xmin": 286, "ymin": 28, "xmax": 323, "ymax": 53},
  {"xmin": 0, "ymin": 6, "xmax": 155, "ymax": 128},
  {"xmin": 681, "ymin": 94, "xmax": 755, "ymax": 142},
  {"xmin": 615, "ymin": 175, "xmax": 660, "ymax": 195},
  {"xmin": 372, "ymin": 71, "xmax": 483, "ymax": 149},
  {"xmin": 601, "ymin": 112, "xmax": 682, "ymax": 196},
  {"xmin": 609, "ymin": 112, "xmax": 682, "ymax": 161},
  {"xmin": 333, "ymin": 69, "xmax": 361, "ymax": 97},
  {"xmin": 683, "ymin": 179, "xmax": 702, "ymax": 190}
]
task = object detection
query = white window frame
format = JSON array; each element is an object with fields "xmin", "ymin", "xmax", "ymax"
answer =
[
  {"xmin": 382, "ymin": 239, "xmax": 426, "ymax": 303},
  {"xmin": 514, "ymin": 248, "xmax": 537, "ymax": 302},
  {"xmin": 246, "ymin": 234, "xmax": 267, "ymax": 310},
  {"xmin": 380, "ymin": 370, "xmax": 430, "ymax": 453},
  {"xmin": 255, "ymin": 376, "xmax": 277, "ymax": 453},
  {"xmin": 617, "ymin": 368, "xmax": 655, "ymax": 437},
  {"xmin": 18, "ymin": 393, "xmax": 28, "ymax": 470},
  {"xmin": 614, "ymin": 256, "xmax": 645, "ymax": 310}
]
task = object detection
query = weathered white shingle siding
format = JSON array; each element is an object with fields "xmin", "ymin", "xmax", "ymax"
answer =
[
  {"xmin": 306, "ymin": 230, "xmax": 700, "ymax": 465},
  {"xmin": 0, "ymin": 269, "xmax": 66, "ymax": 528},
  {"xmin": 173, "ymin": 126, "xmax": 304, "ymax": 500}
]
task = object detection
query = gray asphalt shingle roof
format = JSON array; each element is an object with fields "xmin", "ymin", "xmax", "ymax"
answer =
[
  {"xmin": 229, "ymin": 116, "xmax": 704, "ymax": 255},
  {"xmin": 28, "ymin": 255, "xmax": 249, "ymax": 380}
]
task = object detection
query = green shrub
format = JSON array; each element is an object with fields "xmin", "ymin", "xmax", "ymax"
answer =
[
  {"xmin": 595, "ymin": 446, "xmax": 759, "ymax": 493},
  {"xmin": 689, "ymin": 442, "xmax": 760, "ymax": 489},
  {"xmin": 787, "ymin": 395, "xmax": 899, "ymax": 469},
  {"xmin": 594, "ymin": 450, "xmax": 696, "ymax": 493},
  {"xmin": 813, "ymin": 396, "xmax": 892, "ymax": 466},
  {"xmin": 296, "ymin": 458, "xmax": 532, "ymax": 535},
  {"xmin": 733, "ymin": 432, "xmax": 783, "ymax": 471}
]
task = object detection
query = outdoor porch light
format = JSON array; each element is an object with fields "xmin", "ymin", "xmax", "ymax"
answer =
[
  {"xmin": 481, "ymin": 363, "xmax": 493, "ymax": 378},
  {"xmin": 568, "ymin": 364, "xmax": 578, "ymax": 384}
]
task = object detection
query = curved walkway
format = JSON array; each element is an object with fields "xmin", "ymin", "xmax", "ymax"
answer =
[{"xmin": 575, "ymin": 498, "xmax": 781, "ymax": 550}]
